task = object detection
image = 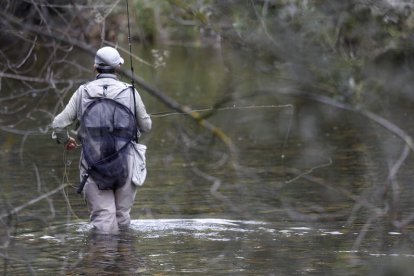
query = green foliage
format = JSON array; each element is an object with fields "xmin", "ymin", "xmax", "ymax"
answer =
[
  {"xmin": 131, "ymin": 0, "xmax": 212, "ymax": 42},
  {"xmin": 134, "ymin": 0, "xmax": 162, "ymax": 41}
]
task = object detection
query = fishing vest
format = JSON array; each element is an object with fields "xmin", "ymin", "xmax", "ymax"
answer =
[{"xmin": 76, "ymin": 76, "xmax": 139, "ymax": 192}]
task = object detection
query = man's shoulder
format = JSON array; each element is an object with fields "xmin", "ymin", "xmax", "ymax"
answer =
[
  {"xmin": 88, "ymin": 78, "xmax": 130, "ymax": 88},
  {"xmin": 80, "ymin": 78, "xmax": 132, "ymax": 100}
]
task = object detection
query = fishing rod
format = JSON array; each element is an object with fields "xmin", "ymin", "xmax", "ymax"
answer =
[
  {"xmin": 125, "ymin": 0, "xmax": 138, "ymax": 142},
  {"xmin": 77, "ymin": 0, "xmax": 137, "ymax": 194}
]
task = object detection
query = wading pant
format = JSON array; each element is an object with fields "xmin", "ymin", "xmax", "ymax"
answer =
[{"xmin": 81, "ymin": 160, "xmax": 138, "ymax": 234}]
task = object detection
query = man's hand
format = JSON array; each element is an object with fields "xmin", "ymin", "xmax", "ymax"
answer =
[{"xmin": 65, "ymin": 137, "xmax": 78, "ymax": 151}]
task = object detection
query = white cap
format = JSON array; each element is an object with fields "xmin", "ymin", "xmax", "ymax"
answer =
[{"xmin": 94, "ymin": 46, "xmax": 124, "ymax": 69}]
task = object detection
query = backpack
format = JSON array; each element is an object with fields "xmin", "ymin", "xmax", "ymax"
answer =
[{"xmin": 76, "ymin": 95, "xmax": 138, "ymax": 193}]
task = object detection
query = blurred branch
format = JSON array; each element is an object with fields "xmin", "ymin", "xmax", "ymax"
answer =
[
  {"xmin": 296, "ymin": 92, "xmax": 413, "ymax": 151},
  {"xmin": 276, "ymin": 90, "xmax": 413, "ymax": 232},
  {"xmin": 0, "ymin": 72, "xmax": 86, "ymax": 84},
  {"xmin": 274, "ymin": 89, "xmax": 413, "ymax": 169},
  {"xmin": 286, "ymin": 168, "xmax": 384, "ymax": 216},
  {"xmin": 351, "ymin": 214, "xmax": 379, "ymax": 251}
]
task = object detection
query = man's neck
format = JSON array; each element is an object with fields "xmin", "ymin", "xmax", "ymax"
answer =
[{"xmin": 96, "ymin": 73, "xmax": 118, "ymax": 80}]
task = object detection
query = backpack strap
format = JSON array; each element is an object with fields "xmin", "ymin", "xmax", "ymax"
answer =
[{"xmin": 77, "ymin": 169, "xmax": 90, "ymax": 194}]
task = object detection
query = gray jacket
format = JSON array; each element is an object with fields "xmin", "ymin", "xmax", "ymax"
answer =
[{"xmin": 52, "ymin": 73, "xmax": 151, "ymax": 143}]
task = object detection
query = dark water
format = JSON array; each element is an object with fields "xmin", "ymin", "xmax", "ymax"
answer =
[{"xmin": 1, "ymin": 45, "xmax": 414, "ymax": 275}]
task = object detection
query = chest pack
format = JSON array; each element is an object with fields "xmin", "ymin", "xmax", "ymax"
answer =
[{"xmin": 76, "ymin": 94, "xmax": 138, "ymax": 193}]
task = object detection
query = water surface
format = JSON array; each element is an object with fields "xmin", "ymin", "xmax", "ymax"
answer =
[{"xmin": 1, "ymin": 44, "xmax": 414, "ymax": 275}]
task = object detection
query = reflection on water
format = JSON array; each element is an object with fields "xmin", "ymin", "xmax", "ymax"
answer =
[
  {"xmin": 129, "ymin": 218, "xmax": 266, "ymax": 241},
  {"xmin": 3, "ymin": 219, "xmax": 413, "ymax": 275},
  {"xmin": 71, "ymin": 230, "xmax": 146, "ymax": 275}
]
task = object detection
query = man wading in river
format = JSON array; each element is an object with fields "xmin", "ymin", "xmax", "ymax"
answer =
[{"xmin": 51, "ymin": 46, "xmax": 152, "ymax": 234}]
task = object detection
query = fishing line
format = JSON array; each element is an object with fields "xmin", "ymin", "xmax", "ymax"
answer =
[
  {"xmin": 150, "ymin": 103, "xmax": 295, "ymax": 182},
  {"xmin": 61, "ymin": 148, "xmax": 80, "ymax": 220},
  {"xmin": 62, "ymin": 149, "xmax": 72, "ymax": 186},
  {"xmin": 2, "ymin": 106, "xmax": 292, "ymax": 136},
  {"xmin": 150, "ymin": 104, "xmax": 293, "ymax": 118},
  {"xmin": 284, "ymin": 157, "xmax": 333, "ymax": 184}
]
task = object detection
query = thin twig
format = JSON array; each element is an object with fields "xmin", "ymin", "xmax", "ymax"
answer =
[
  {"xmin": 0, "ymin": 72, "xmax": 87, "ymax": 84},
  {"xmin": 1, "ymin": 10, "xmax": 239, "ymax": 162}
]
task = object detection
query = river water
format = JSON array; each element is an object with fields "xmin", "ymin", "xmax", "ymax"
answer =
[{"xmin": 1, "ymin": 44, "xmax": 414, "ymax": 275}]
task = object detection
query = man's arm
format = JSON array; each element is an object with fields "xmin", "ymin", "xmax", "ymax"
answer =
[
  {"xmin": 51, "ymin": 88, "xmax": 81, "ymax": 144},
  {"xmin": 134, "ymin": 89, "xmax": 152, "ymax": 133}
]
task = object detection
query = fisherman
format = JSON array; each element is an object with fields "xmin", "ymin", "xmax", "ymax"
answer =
[{"xmin": 52, "ymin": 46, "xmax": 152, "ymax": 234}]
